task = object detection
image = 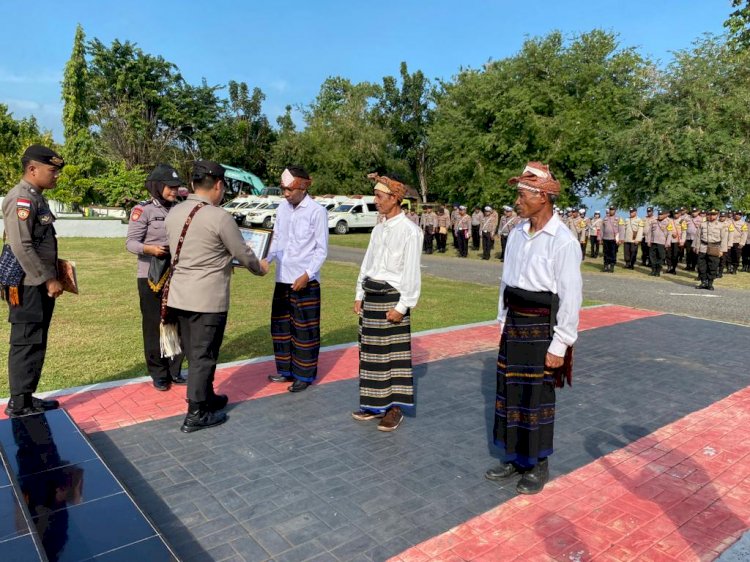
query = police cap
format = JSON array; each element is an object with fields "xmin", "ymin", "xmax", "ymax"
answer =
[
  {"xmin": 719, "ymin": 211, "xmax": 727, "ymax": 217},
  {"xmin": 646, "ymin": 206, "xmax": 653, "ymax": 212},
  {"xmin": 22, "ymin": 144, "xmax": 64, "ymax": 168},
  {"xmin": 629, "ymin": 207, "xmax": 637, "ymax": 212},
  {"xmin": 708, "ymin": 208, "xmax": 719, "ymax": 214},
  {"xmin": 193, "ymin": 160, "xmax": 225, "ymax": 180},
  {"xmin": 147, "ymin": 164, "xmax": 182, "ymax": 187}
]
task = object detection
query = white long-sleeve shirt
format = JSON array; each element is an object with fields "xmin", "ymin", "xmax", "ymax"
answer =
[
  {"xmin": 355, "ymin": 211, "xmax": 423, "ymax": 315},
  {"xmin": 497, "ymin": 213, "xmax": 582, "ymax": 357},
  {"xmin": 266, "ymin": 194, "xmax": 328, "ymax": 283}
]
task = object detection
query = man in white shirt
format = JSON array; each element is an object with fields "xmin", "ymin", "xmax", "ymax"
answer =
[
  {"xmin": 263, "ymin": 166, "xmax": 329, "ymax": 393},
  {"xmin": 485, "ymin": 161, "xmax": 582, "ymax": 494},
  {"xmin": 352, "ymin": 174, "xmax": 423, "ymax": 432}
]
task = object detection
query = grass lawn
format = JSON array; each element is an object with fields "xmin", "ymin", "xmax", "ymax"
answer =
[{"xmin": 0, "ymin": 238, "xmax": 503, "ymax": 396}]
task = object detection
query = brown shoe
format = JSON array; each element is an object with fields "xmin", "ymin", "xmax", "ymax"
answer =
[
  {"xmin": 377, "ymin": 407, "xmax": 403, "ymax": 432},
  {"xmin": 351, "ymin": 409, "xmax": 384, "ymax": 422}
]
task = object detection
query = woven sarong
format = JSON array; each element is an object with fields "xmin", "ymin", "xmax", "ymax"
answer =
[
  {"xmin": 493, "ymin": 286, "xmax": 557, "ymax": 468},
  {"xmin": 358, "ymin": 278, "xmax": 414, "ymax": 413},
  {"xmin": 271, "ymin": 281, "xmax": 321, "ymax": 383}
]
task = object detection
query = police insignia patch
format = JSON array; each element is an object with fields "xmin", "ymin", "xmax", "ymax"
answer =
[
  {"xmin": 130, "ymin": 207, "xmax": 143, "ymax": 221},
  {"xmin": 17, "ymin": 208, "xmax": 30, "ymax": 220},
  {"xmin": 39, "ymin": 213, "xmax": 52, "ymax": 224}
]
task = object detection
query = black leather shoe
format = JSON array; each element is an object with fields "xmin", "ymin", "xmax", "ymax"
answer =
[
  {"xmin": 171, "ymin": 372, "xmax": 188, "ymax": 385},
  {"xmin": 288, "ymin": 380, "xmax": 309, "ymax": 393},
  {"xmin": 485, "ymin": 462, "xmax": 519, "ymax": 481},
  {"xmin": 31, "ymin": 396, "xmax": 60, "ymax": 411},
  {"xmin": 4, "ymin": 395, "xmax": 47, "ymax": 417},
  {"xmin": 153, "ymin": 379, "xmax": 171, "ymax": 391},
  {"xmin": 268, "ymin": 374, "xmax": 293, "ymax": 383},
  {"xmin": 206, "ymin": 394, "xmax": 229, "ymax": 412},
  {"xmin": 517, "ymin": 459, "xmax": 549, "ymax": 495},
  {"xmin": 181, "ymin": 402, "xmax": 227, "ymax": 433}
]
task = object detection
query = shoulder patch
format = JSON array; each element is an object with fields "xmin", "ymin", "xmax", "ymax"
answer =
[
  {"xmin": 17, "ymin": 208, "xmax": 30, "ymax": 221},
  {"xmin": 130, "ymin": 207, "xmax": 143, "ymax": 222},
  {"xmin": 618, "ymin": 218, "xmax": 624, "ymax": 225},
  {"xmin": 16, "ymin": 198, "xmax": 31, "ymax": 208},
  {"xmin": 743, "ymin": 225, "xmax": 748, "ymax": 231}
]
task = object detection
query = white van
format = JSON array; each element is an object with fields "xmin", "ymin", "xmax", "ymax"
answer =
[{"xmin": 327, "ymin": 196, "xmax": 379, "ymax": 234}]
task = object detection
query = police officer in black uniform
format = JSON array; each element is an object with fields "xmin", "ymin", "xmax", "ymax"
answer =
[
  {"xmin": 2, "ymin": 145, "xmax": 64, "ymax": 417},
  {"xmin": 126, "ymin": 164, "xmax": 186, "ymax": 391}
]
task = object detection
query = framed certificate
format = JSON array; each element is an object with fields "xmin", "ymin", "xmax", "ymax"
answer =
[{"xmin": 233, "ymin": 228, "xmax": 273, "ymax": 265}]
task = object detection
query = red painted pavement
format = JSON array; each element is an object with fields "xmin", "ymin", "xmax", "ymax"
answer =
[
  {"xmin": 1, "ymin": 305, "xmax": 660, "ymax": 434},
  {"xmin": 391, "ymin": 385, "xmax": 750, "ymax": 562}
]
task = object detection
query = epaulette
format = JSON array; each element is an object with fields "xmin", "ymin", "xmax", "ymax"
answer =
[{"xmin": 139, "ymin": 200, "xmax": 153, "ymax": 206}]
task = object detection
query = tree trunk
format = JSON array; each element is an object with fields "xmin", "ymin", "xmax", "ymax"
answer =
[{"xmin": 417, "ymin": 147, "xmax": 428, "ymax": 203}]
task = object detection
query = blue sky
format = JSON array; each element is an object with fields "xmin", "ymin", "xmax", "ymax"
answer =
[{"xmin": 0, "ymin": 0, "xmax": 731, "ymax": 142}]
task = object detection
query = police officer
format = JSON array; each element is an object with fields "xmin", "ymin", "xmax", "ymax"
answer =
[
  {"xmin": 420, "ymin": 205, "xmax": 437, "ymax": 254},
  {"xmin": 480, "ymin": 206, "xmax": 498, "ymax": 260},
  {"xmin": 165, "ymin": 160, "xmax": 268, "ymax": 432},
  {"xmin": 601, "ymin": 206, "xmax": 620, "ymax": 272},
  {"xmin": 435, "ymin": 206, "xmax": 450, "ymax": 253},
  {"xmin": 684, "ymin": 207, "xmax": 702, "ymax": 271},
  {"xmin": 641, "ymin": 207, "xmax": 655, "ymax": 266},
  {"xmin": 728, "ymin": 210, "xmax": 747, "ymax": 274},
  {"xmin": 497, "ymin": 206, "xmax": 518, "ymax": 261},
  {"xmin": 620, "ymin": 208, "xmax": 644, "ymax": 269},
  {"xmin": 589, "ymin": 211, "xmax": 602, "ymax": 258},
  {"xmin": 2, "ymin": 145, "xmax": 64, "ymax": 417},
  {"xmin": 471, "ymin": 206, "xmax": 483, "ymax": 251},
  {"xmin": 126, "ymin": 164, "xmax": 186, "ymax": 391},
  {"xmin": 455, "ymin": 206, "xmax": 471, "ymax": 257},
  {"xmin": 648, "ymin": 208, "xmax": 670, "ymax": 276},
  {"xmin": 695, "ymin": 209, "xmax": 728, "ymax": 290}
]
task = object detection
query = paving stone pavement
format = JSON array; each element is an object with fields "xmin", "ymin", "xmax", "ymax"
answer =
[{"xmin": 88, "ymin": 314, "xmax": 750, "ymax": 562}]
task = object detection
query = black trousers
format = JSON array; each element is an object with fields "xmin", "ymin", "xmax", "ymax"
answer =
[
  {"xmin": 481, "ymin": 232, "xmax": 494, "ymax": 260},
  {"xmin": 623, "ymin": 242, "xmax": 638, "ymax": 267},
  {"xmin": 471, "ymin": 224, "xmax": 480, "ymax": 250},
  {"xmin": 590, "ymin": 237, "xmax": 600, "ymax": 258},
  {"xmin": 138, "ymin": 279, "xmax": 183, "ymax": 382},
  {"xmin": 640, "ymin": 240, "xmax": 650, "ymax": 265},
  {"xmin": 423, "ymin": 227, "xmax": 434, "ymax": 254},
  {"xmin": 8, "ymin": 284, "xmax": 55, "ymax": 397},
  {"xmin": 435, "ymin": 231, "xmax": 447, "ymax": 252},
  {"xmin": 730, "ymin": 243, "xmax": 741, "ymax": 268},
  {"xmin": 650, "ymin": 244, "xmax": 666, "ymax": 272},
  {"xmin": 666, "ymin": 242, "xmax": 679, "ymax": 270},
  {"xmin": 176, "ymin": 309, "xmax": 227, "ymax": 403},
  {"xmin": 456, "ymin": 230, "xmax": 469, "ymax": 257},
  {"xmin": 451, "ymin": 229, "xmax": 459, "ymax": 248},
  {"xmin": 697, "ymin": 253, "xmax": 720, "ymax": 281},
  {"xmin": 500, "ymin": 235, "xmax": 509, "ymax": 260},
  {"xmin": 602, "ymin": 239, "xmax": 617, "ymax": 266},
  {"xmin": 685, "ymin": 240, "xmax": 697, "ymax": 269}
]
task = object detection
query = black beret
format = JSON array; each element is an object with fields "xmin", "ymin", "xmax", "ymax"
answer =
[
  {"xmin": 22, "ymin": 144, "xmax": 64, "ymax": 168},
  {"xmin": 629, "ymin": 207, "xmax": 637, "ymax": 212},
  {"xmin": 147, "ymin": 164, "xmax": 182, "ymax": 186},
  {"xmin": 193, "ymin": 160, "xmax": 225, "ymax": 180},
  {"xmin": 646, "ymin": 207, "xmax": 653, "ymax": 211}
]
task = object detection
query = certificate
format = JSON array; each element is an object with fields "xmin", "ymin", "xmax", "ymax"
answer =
[{"xmin": 233, "ymin": 228, "xmax": 273, "ymax": 265}]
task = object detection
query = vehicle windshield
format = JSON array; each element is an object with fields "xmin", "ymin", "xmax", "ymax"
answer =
[
  {"xmin": 333, "ymin": 204, "xmax": 354, "ymax": 212},
  {"xmin": 267, "ymin": 203, "xmax": 280, "ymax": 210},
  {"xmin": 223, "ymin": 201, "xmax": 244, "ymax": 209}
]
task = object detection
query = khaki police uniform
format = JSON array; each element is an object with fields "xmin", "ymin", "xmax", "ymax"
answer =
[
  {"xmin": 435, "ymin": 209, "xmax": 450, "ymax": 253},
  {"xmin": 696, "ymin": 219, "xmax": 728, "ymax": 288},
  {"xmin": 620, "ymin": 215, "xmax": 644, "ymax": 269},
  {"xmin": 728, "ymin": 217, "xmax": 747, "ymax": 273},
  {"xmin": 166, "ymin": 193, "xmax": 263, "ymax": 404},
  {"xmin": 480, "ymin": 210, "xmax": 498, "ymax": 260},
  {"xmin": 601, "ymin": 214, "xmax": 620, "ymax": 270},
  {"xmin": 420, "ymin": 210, "xmax": 438, "ymax": 254},
  {"xmin": 684, "ymin": 214, "xmax": 702, "ymax": 271},
  {"xmin": 649, "ymin": 216, "xmax": 672, "ymax": 276}
]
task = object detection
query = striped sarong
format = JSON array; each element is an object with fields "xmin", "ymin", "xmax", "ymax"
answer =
[
  {"xmin": 358, "ymin": 278, "xmax": 414, "ymax": 413},
  {"xmin": 271, "ymin": 281, "xmax": 321, "ymax": 383},
  {"xmin": 494, "ymin": 286, "xmax": 557, "ymax": 468}
]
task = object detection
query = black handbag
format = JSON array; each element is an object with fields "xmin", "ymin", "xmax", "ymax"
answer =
[
  {"xmin": 0, "ymin": 235, "xmax": 29, "ymax": 306},
  {"xmin": 147, "ymin": 255, "xmax": 171, "ymax": 292}
]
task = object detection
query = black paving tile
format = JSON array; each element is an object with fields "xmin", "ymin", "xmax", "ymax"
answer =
[{"xmin": 90, "ymin": 315, "xmax": 750, "ymax": 562}]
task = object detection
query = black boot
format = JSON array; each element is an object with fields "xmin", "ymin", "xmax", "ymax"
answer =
[
  {"xmin": 517, "ymin": 458, "xmax": 549, "ymax": 495},
  {"xmin": 707, "ymin": 279, "xmax": 715, "ymax": 291},
  {"xmin": 181, "ymin": 401, "xmax": 227, "ymax": 433},
  {"xmin": 206, "ymin": 393, "xmax": 229, "ymax": 412},
  {"xmin": 485, "ymin": 462, "xmax": 519, "ymax": 481},
  {"xmin": 695, "ymin": 280, "xmax": 707, "ymax": 290}
]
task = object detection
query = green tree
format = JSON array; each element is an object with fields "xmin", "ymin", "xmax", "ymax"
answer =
[
  {"xmin": 725, "ymin": 0, "xmax": 750, "ymax": 48},
  {"xmin": 608, "ymin": 35, "xmax": 750, "ymax": 209},
  {"xmin": 0, "ymin": 105, "xmax": 53, "ymax": 194},
  {"xmin": 210, "ymin": 81, "xmax": 275, "ymax": 180},
  {"xmin": 428, "ymin": 30, "xmax": 651, "ymax": 208},
  {"xmin": 376, "ymin": 62, "xmax": 433, "ymax": 202},
  {"xmin": 61, "ymin": 24, "xmax": 94, "ymax": 167},
  {"xmin": 293, "ymin": 77, "xmax": 402, "ymax": 194},
  {"xmin": 268, "ymin": 105, "xmax": 302, "ymax": 182}
]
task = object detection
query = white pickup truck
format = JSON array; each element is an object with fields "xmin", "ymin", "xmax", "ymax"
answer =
[{"xmin": 327, "ymin": 196, "xmax": 379, "ymax": 234}]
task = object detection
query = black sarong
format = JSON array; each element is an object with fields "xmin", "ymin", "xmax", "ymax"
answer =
[
  {"xmin": 493, "ymin": 286, "xmax": 557, "ymax": 468},
  {"xmin": 358, "ymin": 279, "xmax": 414, "ymax": 413}
]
